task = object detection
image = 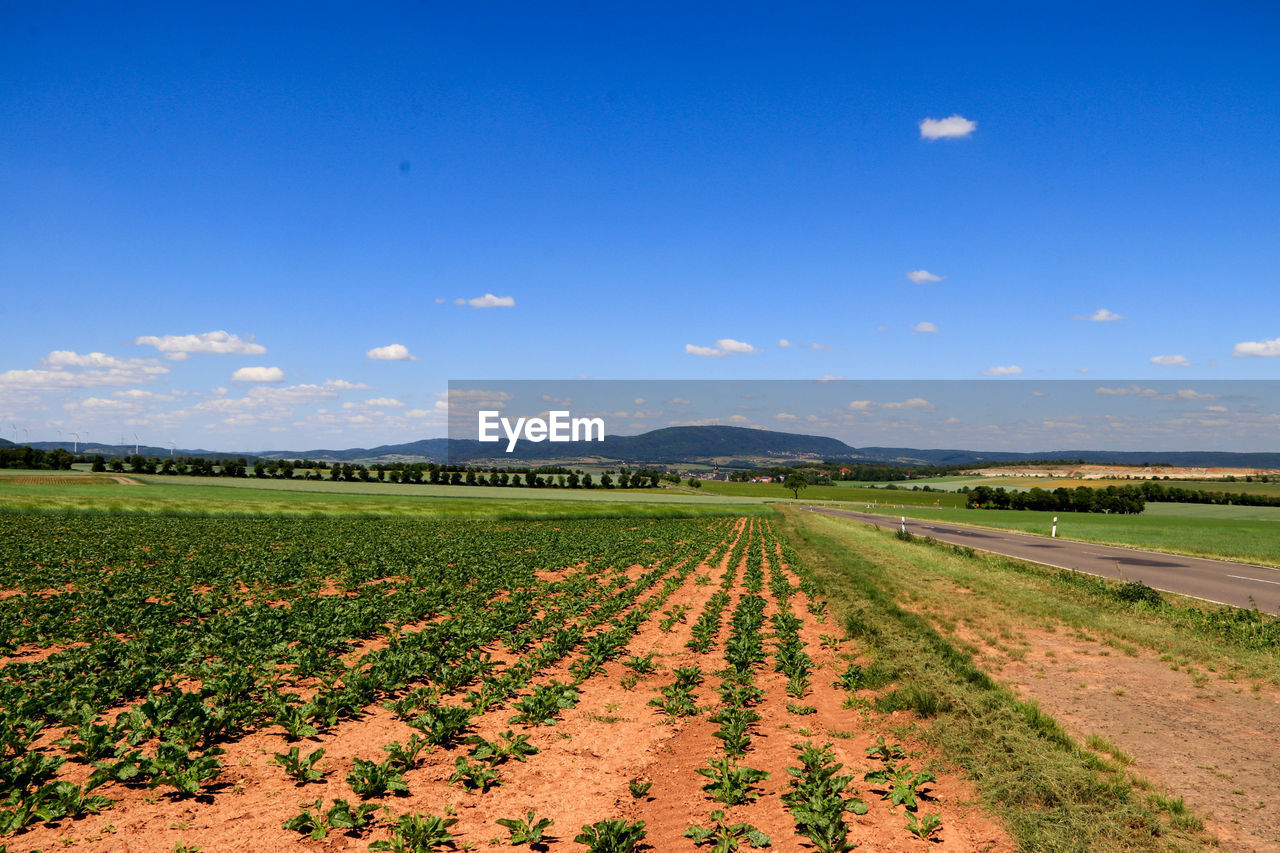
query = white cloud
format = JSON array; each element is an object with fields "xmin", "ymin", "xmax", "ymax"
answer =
[
  {"xmin": 134, "ymin": 331, "xmax": 266, "ymax": 360},
  {"xmin": 231, "ymin": 366, "xmax": 286, "ymax": 383},
  {"xmin": 911, "ymin": 321, "xmax": 938, "ymax": 334},
  {"xmin": 1, "ymin": 351, "xmax": 168, "ymax": 393},
  {"xmin": 1151, "ymin": 354, "xmax": 1190, "ymax": 367},
  {"xmin": 685, "ymin": 338, "xmax": 760, "ymax": 357},
  {"xmin": 364, "ymin": 397, "xmax": 404, "ymax": 408},
  {"xmin": 1072, "ymin": 308, "xmax": 1125, "ymax": 322},
  {"xmin": 1095, "ymin": 385, "xmax": 1159, "ymax": 397},
  {"xmin": 1176, "ymin": 389, "xmax": 1216, "ymax": 401},
  {"xmin": 366, "ymin": 343, "xmax": 417, "ymax": 361},
  {"xmin": 778, "ymin": 339, "xmax": 793, "ymax": 348},
  {"xmin": 884, "ymin": 398, "xmax": 933, "ymax": 410},
  {"xmin": 982, "ymin": 365, "xmax": 1023, "ymax": 376},
  {"xmin": 68, "ymin": 397, "xmax": 133, "ymax": 411},
  {"xmin": 906, "ymin": 270, "xmax": 944, "ymax": 284},
  {"xmin": 717, "ymin": 338, "xmax": 758, "ymax": 354},
  {"xmin": 455, "ymin": 293, "xmax": 515, "ymax": 308},
  {"xmin": 848, "ymin": 398, "xmax": 934, "ymax": 412},
  {"xmin": 811, "ymin": 343, "xmax": 833, "ymax": 350},
  {"xmin": 1205, "ymin": 405, "xmax": 1228, "ymax": 413},
  {"xmin": 919, "ymin": 114, "xmax": 976, "ymax": 140},
  {"xmin": 113, "ymin": 389, "xmax": 176, "ymax": 402},
  {"xmin": 775, "ymin": 412, "xmax": 798, "ymax": 420},
  {"xmin": 1233, "ymin": 337, "xmax": 1280, "ymax": 357}
]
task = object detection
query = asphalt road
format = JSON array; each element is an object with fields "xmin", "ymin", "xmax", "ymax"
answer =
[{"xmin": 804, "ymin": 506, "xmax": 1280, "ymax": 612}]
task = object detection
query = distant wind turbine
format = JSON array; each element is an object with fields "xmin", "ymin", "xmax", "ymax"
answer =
[{"xmin": 134, "ymin": 433, "xmax": 140, "ymax": 455}]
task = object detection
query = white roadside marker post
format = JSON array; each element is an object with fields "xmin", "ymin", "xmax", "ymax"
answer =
[
  {"xmin": 1052, "ymin": 516, "xmax": 1058, "ymax": 538},
  {"xmin": 900, "ymin": 516, "xmax": 906, "ymax": 534}
]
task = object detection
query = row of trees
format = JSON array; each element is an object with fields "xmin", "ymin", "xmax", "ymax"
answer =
[
  {"xmin": 322, "ymin": 463, "xmax": 662, "ymax": 489},
  {"xmin": 965, "ymin": 484, "xmax": 1145, "ymax": 514},
  {"xmin": 0, "ymin": 446, "xmax": 75, "ymax": 470},
  {"xmin": 1137, "ymin": 481, "xmax": 1280, "ymax": 508},
  {"xmin": 92, "ymin": 455, "xmax": 253, "ymax": 477},
  {"xmin": 84, "ymin": 451, "xmax": 665, "ymax": 490}
]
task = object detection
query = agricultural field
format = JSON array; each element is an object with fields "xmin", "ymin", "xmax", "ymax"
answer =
[
  {"xmin": 922, "ymin": 476, "xmax": 1280, "ymax": 495},
  {"xmin": 0, "ymin": 474, "xmax": 764, "ymax": 519},
  {"xmin": 0, "ymin": 512, "xmax": 1013, "ymax": 851},
  {"xmin": 697, "ymin": 481, "xmax": 968, "ymax": 509}
]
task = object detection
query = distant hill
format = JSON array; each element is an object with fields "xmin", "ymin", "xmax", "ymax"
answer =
[{"xmin": 12, "ymin": 427, "xmax": 1280, "ymax": 470}]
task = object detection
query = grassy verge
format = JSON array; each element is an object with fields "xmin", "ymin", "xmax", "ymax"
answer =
[{"xmin": 778, "ymin": 507, "xmax": 1216, "ymax": 852}]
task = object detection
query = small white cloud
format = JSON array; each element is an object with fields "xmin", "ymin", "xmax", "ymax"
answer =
[
  {"xmin": 775, "ymin": 412, "xmax": 798, "ymax": 420},
  {"xmin": 1095, "ymin": 385, "xmax": 1159, "ymax": 397},
  {"xmin": 816, "ymin": 375, "xmax": 844, "ymax": 381},
  {"xmin": 1151, "ymin": 354, "xmax": 1190, "ymax": 367},
  {"xmin": 1073, "ymin": 308, "xmax": 1125, "ymax": 322},
  {"xmin": 811, "ymin": 343, "xmax": 833, "ymax": 350},
  {"xmin": 1205, "ymin": 405, "xmax": 1228, "ymax": 413},
  {"xmin": 848, "ymin": 398, "xmax": 933, "ymax": 411},
  {"xmin": 778, "ymin": 339, "xmax": 793, "ymax": 348},
  {"xmin": 434, "ymin": 298, "xmax": 446, "ymax": 304},
  {"xmin": 457, "ymin": 293, "xmax": 515, "ymax": 308},
  {"xmin": 1176, "ymin": 389, "xmax": 1216, "ymax": 401},
  {"xmin": 1233, "ymin": 337, "xmax": 1280, "ymax": 357},
  {"xmin": 906, "ymin": 270, "xmax": 944, "ymax": 284},
  {"xmin": 919, "ymin": 114, "xmax": 976, "ymax": 140},
  {"xmin": 364, "ymin": 397, "xmax": 404, "ymax": 408},
  {"xmin": 717, "ymin": 338, "xmax": 758, "ymax": 354},
  {"xmin": 686, "ymin": 338, "xmax": 760, "ymax": 357},
  {"xmin": 883, "ymin": 398, "xmax": 933, "ymax": 411},
  {"xmin": 633, "ymin": 397, "xmax": 646, "ymax": 405},
  {"xmin": 366, "ymin": 343, "xmax": 417, "ymax": 361},
  {"xmin": 911, "ymin": 321, "xmax": 938, "ymax": 334},
  {"xmin": 231, "ymin": 366, "xmax": 285, "ymax": 383},
  {"xmin": 982, "ymin": 365, "xmax": 1023, "ymax": 376},
  {"xmin": 134, "ymin": 330, "xmax": 266, "ymax": 359}
]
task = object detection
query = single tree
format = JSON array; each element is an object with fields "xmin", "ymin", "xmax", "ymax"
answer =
[{"xmin": 784, "ymin": 472, "xmax": 808, "ymax": 499}]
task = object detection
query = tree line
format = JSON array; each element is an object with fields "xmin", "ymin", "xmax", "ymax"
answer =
[
  {"xmin": 83, "ymin": 451, "xmax": 663, "ymax": 489},
  {"xmin": 1137, "ymin": 481, "xmax": 1280, "ymax": 508},
  {"xmin": 964, "ymin": 484, "xmax": 1146, "ymax": 514},
  {"xmin": 0, "ymin": 445, "xmax": 75, "ymax": 470}
]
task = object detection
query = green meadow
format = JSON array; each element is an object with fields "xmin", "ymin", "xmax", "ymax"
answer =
[{"xmin": 857, "ymin": 503, "xmax": 1280, "ymax": 567}]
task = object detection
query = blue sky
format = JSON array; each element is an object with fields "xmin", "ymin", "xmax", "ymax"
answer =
[{"xmin": 2, "ymin": 2, "xmax": 1278, "ymax": 450}]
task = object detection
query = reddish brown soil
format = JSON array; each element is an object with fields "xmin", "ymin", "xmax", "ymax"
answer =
[
  {"xmin": 11, "ymin": 519, "xmax": 1015, "ymax": 852},
  {"xmin": 985, "ymin": 628, "xmax": 1280, "ymax": 852}
]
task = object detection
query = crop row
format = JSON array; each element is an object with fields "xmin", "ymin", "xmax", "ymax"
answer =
[{"xmin": 0, "ymin": 514, "xmax": 737, "ymax": 841}]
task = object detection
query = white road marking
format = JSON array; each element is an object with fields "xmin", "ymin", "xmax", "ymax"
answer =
[{"xmin": 1227, "ymin": 575, "xmax": 1280, "ymax": 586}]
